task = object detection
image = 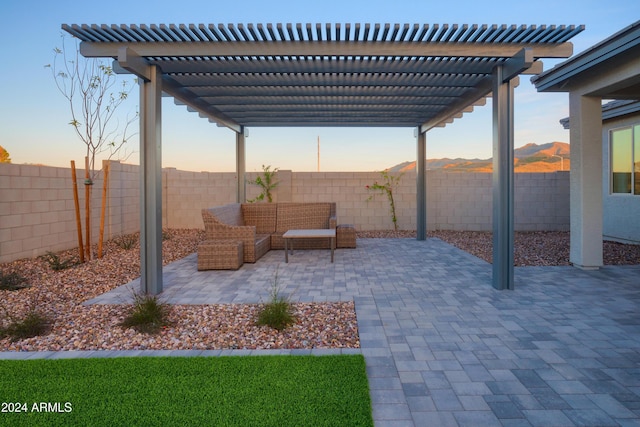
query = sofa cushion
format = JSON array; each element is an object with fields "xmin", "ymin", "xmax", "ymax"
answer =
[
  {"xmin": 242, "ymin": 203, "xmax": 277, "ymax": 234},
  {"xmin": 276, "ymin": 203, "xmax": 332, "ymax": 231}
]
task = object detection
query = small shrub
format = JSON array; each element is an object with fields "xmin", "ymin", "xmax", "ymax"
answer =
[
  {"xmin": 41, "ymin": 251, "xmax": 77, "ymax": 271},
  {"xmin": 0, "ymin": 310, "xmax": 52, "ymax": 342},
  {"xmin": 120, "ymin": 293, "xmax": 171, "ymax": 334},
  {"xmin": 0, "ymin": 291, "xmax": 52, "ymax": 341},
  {"xmin": 0, "ymin": 271, "xmax": 29, "ymax": 291},
  {"xmin": 115, "ymin": 234, "xmax": 137, "ymax": 250},
  {"xmin": 256, "ymin": 270, "xmax": 296, "ymax": 331},
  {"xmin": 257, "ymin": 298, "xmax": 296, "ymax": 331},
  {"xmin": 365, "ymin": 170, "xmax": 404, "ymax": 231},
  {"xmin": 247, "ymin": 164, "xmax": 279, "ymax": 203}
]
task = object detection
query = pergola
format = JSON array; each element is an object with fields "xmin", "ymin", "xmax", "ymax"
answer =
[{"xmin": 63, "ymin": 23, "xmax": 583, "ymax": 294}]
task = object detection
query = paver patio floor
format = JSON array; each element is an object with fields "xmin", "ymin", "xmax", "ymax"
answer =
[{"xmin": 6, "ymin": 238, "xmax": 640, "ymax": 426}]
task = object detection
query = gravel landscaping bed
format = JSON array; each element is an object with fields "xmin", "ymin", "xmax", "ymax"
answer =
[
  {"xmin": 1, "ymin": 229, "xmax": 637, "ymax": 352},
  {"xmin": 358, "ymin": 230, "xmax": 640, "ymax": 266},
  {"xmin": 0, "ymin": 229, "xmax": 357, "ymax": 352}
]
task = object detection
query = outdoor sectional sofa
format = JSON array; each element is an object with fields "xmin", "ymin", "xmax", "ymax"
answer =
[{"xmin": 199, "ymin": 202, "xmax": 356, "ymax": 270}]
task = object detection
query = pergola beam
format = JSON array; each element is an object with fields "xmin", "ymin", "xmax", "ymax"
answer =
[
  {"xmin": 116, "ymin": 47, "xmax": 152, "ymax": 82},
  {"xmin": 81, "ymin": 40, "xmax": 574, "ymax": 58},
  {"xmin": 500, "ymin": 48, "xmax": 536, "ymax": 82},
  {"xmin": 113, "ymin": 57, "xmax": 243, "ymax": 132},
  {"xmin": 419, "ymin": 52, "xmax": 537, "ymax": 133},
  {"xmin": 419, "ymin": 81, "xmax": 492, "ymax": 132},
  {"xmin": 162, "ymin": 79, "xmax": 242, "ymax": 133}
]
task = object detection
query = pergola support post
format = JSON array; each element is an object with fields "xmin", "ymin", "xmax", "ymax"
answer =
[
  {"xmin": 416, "ymin": 127, "xmax": 427, "ymax": 240},
  {"xmin": 139, "ymin": 65, "xmax": 163, "ymax": 295},
  {"xmin": 236, "ymin": 127, "xmax": 247, "ymax": 203},
  {"xmin": 569, "ymin": 92, "xmax": 603, "ymax": 269},
  {"xmin": 492, "ymin": 65, "xmax": 515, "ymax": 290}
]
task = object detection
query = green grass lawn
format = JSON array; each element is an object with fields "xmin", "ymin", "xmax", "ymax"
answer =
[{"xmin": 0, "ymin": 355, "xmax": 373, "ymax": 427}]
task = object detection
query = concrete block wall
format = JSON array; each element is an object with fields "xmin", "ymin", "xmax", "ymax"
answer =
[
  {"xmin": 1, "ymin": 163, "xmax": 71, "ymax": 262},
  {"xmin": 428, "ymin": 172, "xmax": 492, "ymax": 231},
  {"xmin": 0, "ymin": 161, "xmax": 140, "ymax": 263},
  {"xmin": 426, "ymin": 171, "xmax": 570, "ymax": 232},
  {"xmin": 1, "ymin": 163, "xmax": 570, "ymax": 263},
  {"xmin": 105, "ymin": 161, "xmax": 140, "ymax": 237},
  {"xmin": 247, "ymin": 170, "xmax": 569, "ymax": 231},
  {"xmin": 286, "ymin": 171, "xmax": 416, "ymax": 230},
  {"xmin": 514, "ymin": 171, "xmax": 570, "ymax": 231},
  {"xmin": 163, "ymin": 169, "xmax": 236, "ymax": 229}
]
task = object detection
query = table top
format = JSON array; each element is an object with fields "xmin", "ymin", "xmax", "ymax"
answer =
[{"xmin": 282, "ymin": 229, "xmax": 336, "ymax": 238}]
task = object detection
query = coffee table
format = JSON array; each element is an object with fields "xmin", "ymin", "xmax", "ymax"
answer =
[{"xmin": 282, "ymin": 229, "xmax": 336, "ymax": 263}]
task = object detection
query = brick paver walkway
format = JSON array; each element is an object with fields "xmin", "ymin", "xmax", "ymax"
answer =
[{"xmin": 3, "ymin": 238, "xmax": 639, "ymax": 426}]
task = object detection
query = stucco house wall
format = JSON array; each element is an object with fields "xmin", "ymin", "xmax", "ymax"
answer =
[{"xmin": 560, "ymin": 100, "xmax": 640, "ymax": 245}]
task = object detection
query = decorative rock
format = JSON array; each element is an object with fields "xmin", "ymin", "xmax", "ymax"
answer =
[{"xmin": 2, "ymin": 229, "xmax": 638, "ymax": 352}]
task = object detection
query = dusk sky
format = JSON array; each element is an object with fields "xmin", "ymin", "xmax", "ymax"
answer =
[{"xmin": 1, "ymin": 0, "xmax": 638, "ymax": 172}]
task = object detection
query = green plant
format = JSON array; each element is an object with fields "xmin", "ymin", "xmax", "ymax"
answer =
[
  {"xmin": 119, "ymin": 292, "xmax": 171, "ymax": 334},
  {"xmin": 41, "ymin": 251, "xmax": 77, "ymax": 271},
  {"xmin": 115, "ymin": 233, "xmax": 137, "ymax": 250},
  {"xmin": 0, "ymin": 271, "xmax": 29, "ymax": 291},
  {"xmin": 0, "ymin": 311, "xmax": 52, "ymax": 342},
  {"xmin": 366, "ymin": 170, "xmax": 404, "ymax": 231},
  {"xmin": 0, "ymin": 292, "xmax": 52, "ymax": 341},
  {"xmin": 256, "ymin": 269, "xmax": 295, "ymax": 331},
  {"xmin": 248, "ymin": 164, "xmax": 279, "ymax": 203}
]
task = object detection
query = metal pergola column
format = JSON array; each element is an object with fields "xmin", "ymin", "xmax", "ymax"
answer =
[
  {"xmin": 236, "ymin": 127, "xmax": 246, "ymax": 203},
  {"xmin": 139, "ymin": 65, "xmax": 163, "ymax": 295},
  {"xmin": 492, "ymin": 65, "xmax": 515, "ymax": 290},
  {"xmin": 416, "ymin": 128, "xmax": 427, "ymax": 240}
]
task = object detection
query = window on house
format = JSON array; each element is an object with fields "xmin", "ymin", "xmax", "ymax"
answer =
[
  {"xmin": 636, "ymin": 125, "xmax": 640, "ymax": 195},
  {"xmin": 610, "ymin": 125, "xmax": 640, "ymax": 195}
]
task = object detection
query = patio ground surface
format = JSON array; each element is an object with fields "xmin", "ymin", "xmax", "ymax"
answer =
[{"xmin": 2, "ymin": 237, "xmax": 640, "ymax": 427}]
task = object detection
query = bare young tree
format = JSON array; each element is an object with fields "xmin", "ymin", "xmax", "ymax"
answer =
[
  {"xmin": 46, "ymin": 34, "xmax": 137, "ymax": 177},
  {"xmin": 46, "ymin": 34, "xmax": 137, "ymax": 260}
]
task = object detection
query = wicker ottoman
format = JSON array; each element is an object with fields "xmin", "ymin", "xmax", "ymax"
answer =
[
  {"xmin": 198, "ymin": 240, "xmax": 244, "ymax": 270},
  {"xmin": 337, "ymin": 224, "xmax": 356, "ymax": 248}
]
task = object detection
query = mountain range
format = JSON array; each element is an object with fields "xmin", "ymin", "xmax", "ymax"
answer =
[{"xmin": 388, "ymin": 142, "xmax": 570, "ymax": 173}]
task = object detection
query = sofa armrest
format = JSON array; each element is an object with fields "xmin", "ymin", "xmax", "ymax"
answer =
[
  {"xmin": 202, "ymin": 209, "xmax": 256, "ymax": 240},
  {"xmin": 329, "ymin": 216, "xmax": 337, "ymax": 229}
]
